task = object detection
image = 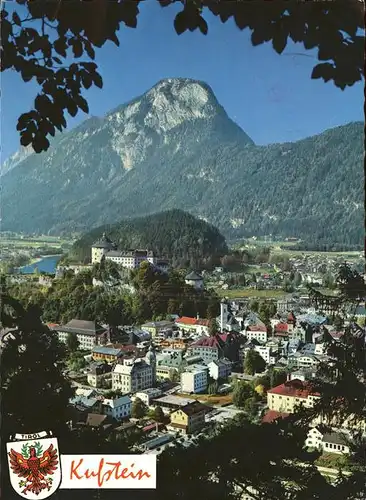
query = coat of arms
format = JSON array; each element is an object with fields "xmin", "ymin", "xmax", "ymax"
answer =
[{"xmin": 6, "ymin": 431, "xmax": 62, "ymax": 499}]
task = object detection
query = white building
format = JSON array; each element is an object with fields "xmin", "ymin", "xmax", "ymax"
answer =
[
  {"xmin": 91, "ymin": 233, "xmax": 116, "ymax": 264},
  {"xmin": 91, "ymin": 233, "xmax": 159, "ymax": 268},
  {"xmin": 208, "ymin": 359, "xmax": 232, "ymax": 381},
  {"xmin": 185, "ymin": 271, "xmax": 204, "ymax": 291},
  {"xmin": 102, "ymin": 395, "xmax": 132, "ymax": 421},
  {"xmin": 112, "ymin": 358, "xmax": 154, "ymax": 393},
  {"xmin": 135, "ymin": 388, "xmax": 163, "ymax": 407},
  {"xmin": 254, "ymin": 345, "xmax": 274, "ymax": 365},
  {"xmin": 181, "ymin": 366, "xmax": 208, "ymax": 394},
  {"xmin": 52, "ymin": 319, "xmax": 106, "ymax": 350},
  {"xmin": 306, "ymin": 427, "xmax": 351, "ymax": 455},
  {"xmin": 245, "ymin": 325, "xmax": 268, "ymax": 344}
]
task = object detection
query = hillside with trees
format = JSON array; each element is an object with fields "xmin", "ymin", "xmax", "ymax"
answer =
[
  {"xmin": 70, "ymin": 209, "xmax": 228, "ymax": 268},
  {"xmin": 2, "ymin": 78, "xmax": 363, "ymax": 247}
]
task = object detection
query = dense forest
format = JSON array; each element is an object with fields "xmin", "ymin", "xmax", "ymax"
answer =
[{"xmin": 70, "ymin": 209, "xmax": 228, "ymax": 268}]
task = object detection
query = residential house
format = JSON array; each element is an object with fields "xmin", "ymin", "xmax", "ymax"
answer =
[
  {"xmin": 267, "ymin": 379, "xmax": 320, "ymax": 414},
  {"xmin": 306, "ymin": 427, "xmax": 351, "ymax": 455},
  {"xmin": 87, "ymin": 362, "xmax": 112, "ymax": 388},
  {"xmin": 322, "ymin": 432, "xmax": 352, "ymax": 455},
  {"xmin": 181, "ymin": 365, "xmax": 208, "ymax": 394},
  {"xmin": 168, "ymin": 401, "xmax": 207, "ymax": 435},
  {"xmin": 305, "ymin": 427, "xmax": 324, "ymax": 450},
  {"xmin": 102, "ymin": 395, "xmax": 132, "ymax": 421},
  {"xmin": 52, "ymin": 319, "xmax": 106, "ymax": 350},
  {"xmin": 208, "ymin": 359, "xmax": 232, "ymax": 381}
]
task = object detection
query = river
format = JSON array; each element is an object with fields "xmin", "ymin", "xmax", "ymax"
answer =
[{"xmin": 17, "ymin": 255, "xmax": 63, "ymax": 274}]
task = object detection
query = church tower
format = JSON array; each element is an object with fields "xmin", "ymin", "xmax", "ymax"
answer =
[{"xmin": 145, "ymin": 344, "xmax": 157, "ymax": 386}]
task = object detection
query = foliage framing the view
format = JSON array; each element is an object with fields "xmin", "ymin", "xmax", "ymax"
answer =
[{"xmin": 1, "ymin": 0, "xmax": 364, "ymax": 153}]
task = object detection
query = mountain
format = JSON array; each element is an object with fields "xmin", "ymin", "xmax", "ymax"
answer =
[
  {"xmin": 1, "ymin": 78, "xmax": 363, "ymax": 246},
  {"xmin": 70, "ymin": 209, "xmax": 228, "ymax": 266}
]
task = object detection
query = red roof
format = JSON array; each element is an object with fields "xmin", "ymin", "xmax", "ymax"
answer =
[
  {"xmin": 288, "ymin": 312, "xmax": 296, "ymax": 322},
  {"xmin": 275, "ymin": 323, "xmax": 288, "ymax": 333},
  {"xmin": 262, "ymin": 410, "xmax": 290, "ymax": 424},
  {"xmin": 267, "ymin": 379, "xmax": 320, "ymax": 399},
  {"xmin": 247, "ymin": 324, "xmax": 267, "ymax": 332},
  {"xmin": 175, "ymin": 317, "xmax": 209, "ymax": 327},
  {"xmin": 191, "ymin": 333, "xmax": 231, "ymax": 348}
]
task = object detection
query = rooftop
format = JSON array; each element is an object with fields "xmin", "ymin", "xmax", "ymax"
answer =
[
  {"xmin": 262, "ymin": 410, "xmax": 290, "ymax": 424},
  {"xmin": 175, "ymin": 317, "xmax": 209, "ymax": 327},
  {"xmin": 153, "ymin": 395, "xmax": 195, "ymax": 407},
  {"xmin": 185, "ymin": 271, "xmax": 203, "ymax": 281},
  {"xmin": 267, "ymin": 379, "xmax": 320, "ymax": 399},
  {"xmin": 54, "ymin": 319, "xmax": 105, "ymax": 336},
  {"xmin": 92, "ymin": 346, "xmax": 124, "ymax": 356},
  {"xmin": 92, "ymin": 232, "xmax": 115, "ymax": 249}
]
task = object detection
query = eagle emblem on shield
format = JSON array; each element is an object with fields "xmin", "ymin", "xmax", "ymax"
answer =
[{"xmin": 6, "ymin": 432, "xmax": 61, "ymax": 499}]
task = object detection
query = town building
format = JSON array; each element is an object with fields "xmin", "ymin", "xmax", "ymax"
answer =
[
  {"xmin": 102, "ymin": 395, "xmax": 132, "ymax": 421},
  {"xmin": 208, "ymin": 359, "xmax": 232, "ymax": 381},
  {"xmin": 245, "ymin": 324, "xmax": 268, "ymax": 344},
  {"xmin": 145, "ymin": 344, "xmax": 157, "ymax": 386},
  {"xmin": 87, "ymin": 362, "xmax": 112, "ymax": 388},
  {"xmin": 187, "ymin": 332, "xmax": 241, "ymax": 364},
  {"xmin": 91, "ymin": 233, "xmax": 116, "ymax": 264},
  {"xmin": 141, "ymin": 320, "xmax": 175, "ymax": 338},
  {"xmin": 112, "ymin": 357, "xmax": 154, "ymax": 393},
  {"xmin": 181, "ymin": 364, "xmax": 208, "ymax": 394},
  {"xmin": 52, "ymin": 319, "xmax": 106, "ymax": 350},
  {"xmin": 155, "ymin": 366, "xmax": 177, "ymax": 381},
  {"xmin": 185, "ymin": 271, "xmax": 204, "ymax": 290},
  {"xmin": 267, "ymin": 379, "xmax": 320, "ymax": 414},
  {"xmin": 91, "ymin": 345, "xmax": 124, "ymax": 363},
  {"xmin": 175, "ymin": 316, "xmax": 210, "ymax": 335},
  {"xmin": 168, "ymin": 401, "xmax": 207, "ymax": 435},
  {"xmin": 91, "ymin": 233, "xmax": 160, "ymax": 268},
  {"xmin": 135, "ymin": 388, "xmax": 163, "ymax": 407},
  {"xmin": 305, "ymin": 427, "xmax": 351, "ymax": 455}
]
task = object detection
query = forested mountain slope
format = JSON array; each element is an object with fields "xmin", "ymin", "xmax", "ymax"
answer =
[{"xmin": 1, "ymin": 78, "xmax": 363, "ymax": 245}]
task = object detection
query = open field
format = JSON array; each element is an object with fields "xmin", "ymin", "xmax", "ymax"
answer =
[
  {"xmin": 176, "ymin": 393, "xmax": 233, "ymax": 406},
  {"xmin": 215, "ymin": 288, "xmax": 287, "ymax": 299},
  {"xmin": 272, "ymin": 248, "xmax": 362, "ymax": 259}
]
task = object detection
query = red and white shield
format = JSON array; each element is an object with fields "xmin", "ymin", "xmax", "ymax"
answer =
[{"xmin": 6, "ymin": 431, "xmax": 62, "ymax": 499}]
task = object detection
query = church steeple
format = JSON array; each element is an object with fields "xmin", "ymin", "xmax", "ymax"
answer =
[{"xmin": 145, "ymin": 344, "xmax": 156, "ymax": 386}]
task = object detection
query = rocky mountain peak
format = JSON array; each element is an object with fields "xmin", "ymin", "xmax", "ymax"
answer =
[{"xmin": 106, "ymin": 77, "xmax": 226, "ymax": 135}]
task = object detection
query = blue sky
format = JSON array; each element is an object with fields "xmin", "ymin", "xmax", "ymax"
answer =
[{"xmin": 1, "ymin": 1, "xmax": 363, "ymax": 161}]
